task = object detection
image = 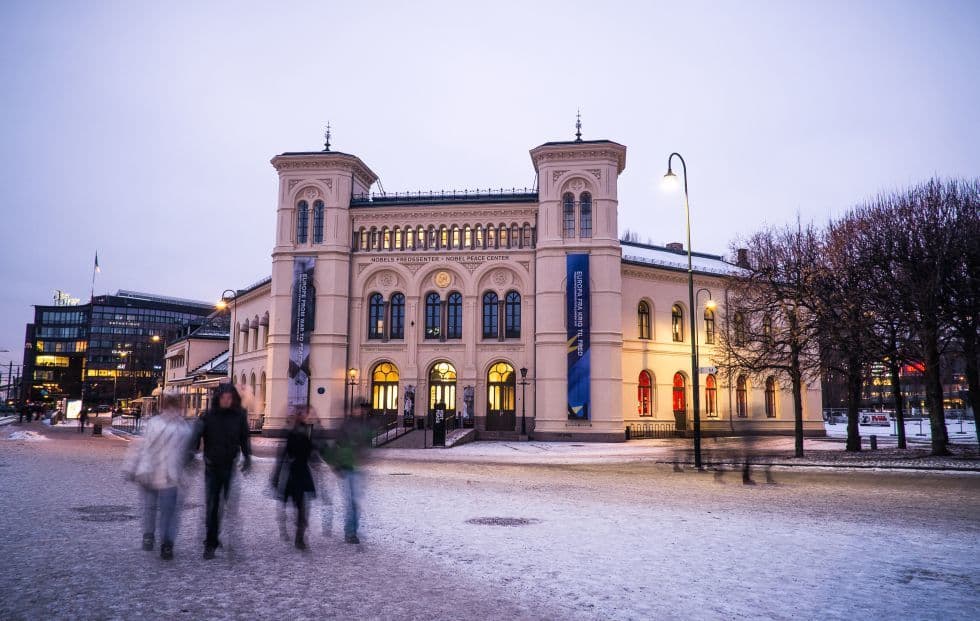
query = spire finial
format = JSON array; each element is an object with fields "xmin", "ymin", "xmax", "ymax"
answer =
[
  {"xmin": 574, "ymin": 109, "xmax": 582, "ymax": 142},
  {"xmin": 323, "ymin": 122, "xmax": 332, "ymax": 151}
]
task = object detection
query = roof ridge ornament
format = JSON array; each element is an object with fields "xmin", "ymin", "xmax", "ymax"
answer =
[
  {"xmin": 575, "ymin": 110, "xmax": 582, "ymax": 142},
  {"xmin": 323, "ymin": 122, "xmax": 331, "ymax": 151}
]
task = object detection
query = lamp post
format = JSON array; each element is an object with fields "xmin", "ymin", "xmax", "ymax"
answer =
[
  {"xmin": 113, "ymin": 350, "xmax": 129, "ymax": 406},
  {"xmin": 217, "ymin": 289, "xmax": 238, "ymax": 382},
  {"xmin": 519, "ymin": 367, "xmax": 529, "ymax": 436},
  {"xmin": 347, "ymin": 367, "xmax": 359, "ymax": 418},
  {"xmin": 663, "ymin": 152, "xmax": 703, "ymax": 469}
]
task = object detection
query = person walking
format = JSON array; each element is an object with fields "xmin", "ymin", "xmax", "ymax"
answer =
[
  {"xmin": 78, "ymin": 407, "xmax": 89, "ymax": 433},
  {"xmin": 324, "ymin": 398, "xmax": 373, "ymax": 544},
  {"xmin": 187, "ymin": 383, "xmax": 252, "ymax": 559},
  {"xmin": 271, "ymin": 405, "xmax": 320, "ymax": 550},
  {"xmin": 121, "ymin": 391, "xmax": 192, "ymax": 560}
]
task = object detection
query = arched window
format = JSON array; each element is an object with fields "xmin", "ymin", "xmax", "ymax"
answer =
[
  {"xmin": 638, "ymin": 301, "xmax": 651, "ymax": 339},
  {"xmin": 260, "ymin": 372, "xmax": 267, "ymax": 414},
  {"xmin": 734, "ymin": 312, "xmax": 746, "ymax": 345},
  {"xmin": 382, "ymin": 227, "xmax": 391, "ymax": 250},
  {"xmin": 638, "ymin": 370, "xmax": 653, "ymax": 416},
  {"xmin": 672, "ymin": 373, "xmax": 686, "ymax": 412},
  {"xmin": 487, "ymin": 224, "xmax": 497, "ymax": 248},
  {"xmin": 295, "ymin": 200, "xmax": 309, "ymax": 243},
  {"xmin": 424, "ymin": 293, "xmax": 441, "ymax": 339},
  {"xmin": 482, "ymin": 292, "xmax": 499, "ymax": 339},
  {"xmin": 405, "ymin": 226, "xmax": 415, "ymax": 250},
  {"xmin": 417, "ymin": 225, "xmax": 425, "ymax": 249},
  {"xmin": 428, "ymin": 225, "xmax": 437, "ymax": 250},
  {"xmin": 704, "ymin": 308, "xmax": 716, "ymax": 344},
  {"xmin": 475, "ymin": 224, "xmax": 485, "ymax": 249},
  {"xmin": 451, "ymin": 225, "xmax": 460, "ymax": 249},
  {"xmin": 312, "ymin": 200, "xmax": 324, "ymax": 243},
  {"xmin": 428, "ymin": 361, "xmax": 457, "ymax": 411},
  {"xmin": 765, "ymin": 377, "xmax": 777, "ymax": 417},
  {"xmin": 579, "ymin": 192, "xmax": 592, "ymax": 238},
  {"xmin": 486, "ymin": 361, "xmax": 516, "ymax": 431},
  {"xmin": 359, "ymin": 227, "xmax": 368, "ymax": 250},
  {"xmin": 736, "ymin": 375, "xmax": 748, "ymax": 417},
  {"xmin": 562, "ymin": 192, "xmax": 575, "ymax": 238},
  {"xmin": 463, "ymin": 225, "xmax": 472, "ymax": 248},
  {"xmin": 763, "ymin": 313, "xmax": 773, "ymax": 345},
  {"xmin": 394, "ymin": 227, "xmax": 403, "ymax": 250},
  {"xmin": 368, "ymin": 293, "xmax": 385, "ymax": 340},
  {"xmin": 370, "ymin": 227, "xmax": 380, "ymax": 250},
  {"xmin": 390, "ymin": 293, "xmax": 405, "ymax": 339},
  {"xmin": 447, "ymin": 292, "xmax": 463, "ymax": 339},
  {"xmin": 439, "ymin": 225, "xmax": 448, "ymax": 249},
  {"xmin": 499, "ymin": 223, "xmax": 509, "ymax": 248},
  {"xmin": 672, "ymin": 304, "xmax": 684, "ymax": 342},
  {"xmin": 371, "ymin": 362, "xmax": 399, "ymax": 415},
  {"xmin": 505, "ymin": 291, "xmax": 521, "ymax": 338},
  {"xmin": 705, "ymin": 374, "xmax": 718, "ymax": 417},
  {"xmin": 522, "ymin": 223, "xmax": 532, "ymax": 248},
  {"xmin": 510, "ymin": 224, "xmax": 519, "ymax": 248}
]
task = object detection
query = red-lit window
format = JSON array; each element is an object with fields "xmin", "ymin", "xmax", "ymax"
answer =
[
  {"xmin": 705, "ymin": 374, "xmax": 717, "ymax": 417},
  {"xmin": 672, "ymin": 373, "xmax": 686, "ymax": 412},
  {"xmin": 638, "ymin": 371, "xmax": 653, "ymax": 416}
]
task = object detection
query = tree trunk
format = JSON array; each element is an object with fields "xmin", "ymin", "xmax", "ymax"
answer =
[
  {"xmin": 962, "ymin": 336, "xmax": 980, "ymax": 453},
  {"xmin": 922, "ymin": 329, "xmax": 949, "ymax": 456},
  {"xmin": 888, "ymin": 359, "xmax": 907, "ymax": 449},
  {"xmin": 846, "ymin": 362, "xmax": 862, "ymax": 452},
  {"xmin": 791, "ymin": 371, "xmax": 804, "ymax": 458}
]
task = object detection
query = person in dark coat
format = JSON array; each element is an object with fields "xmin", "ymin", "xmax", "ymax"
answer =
[
  {"xmin": 187, "ymin": 383, "xmax": 252, "ymax": 559},
  {"xmin": 78, "ymin": 407, "xmax": 89, "ymax": 433},
  {"xmin": 272, "ymin": 405, "xmax": 319, "ymax": 550}
]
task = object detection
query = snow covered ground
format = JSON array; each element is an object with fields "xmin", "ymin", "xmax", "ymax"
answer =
[
  {"xmin": 1, "ymin": 429, "xmax": 978, "ymax": 620},
  {"xmin": 824, "ymin": 419, "xmax": 977, "ymax": 445}
]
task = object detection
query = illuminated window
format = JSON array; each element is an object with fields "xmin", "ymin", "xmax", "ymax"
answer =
[
  {"xmin": 451, "ymin": 225, "xmax": 460, "ymax": 249},
  {"xmin": 475, "ymin": 224, "xmax": 484, "ymax": 248},
  {"xmin": 463, "ymin": 225, "xmax": 472, "ymax": 248},
  {"xmin": 638, "ymin": 302, "xmax": 651, "ymax": 339},
  {"xmin": 736, "ymin": 375, "xmax": 748, "ymax": 417},
  {"xmin": 368, "ymin": 293, "xmax": 385, "ymax": 339},
  {"xmin": 371, "ymin": 362, "xmax": 399, "ymax": 414},
  {"xmin": 765, "ymin": 377, "xmax": 777, "ymax": 417},
  {"xmin": 439, "ymin": 225, "xmax": 448, "ymax": 249},
  {"xmin": 487, "ymin": 361, "xmax": 516, "ymax": 415},
  {"xmin": 382, "ymin": 227, "xmax": 391, "ymax": 250},
  {"xmin": 705, "ymin": 308, "xmax": 716, "ymax": 344},
  {"xmin": 672, "ymin": 373, "xmax": 686, "ymax": 412},
  {"xmin": 705, "ymin": 374, "xmax": 717, "ymax": 417},
  {"xmin": 672, "ymin": 304, "xmax": 684, "ymax": 342},
  {"xmin": 499, "ymin": 224, "xmax": 509, "ymax": 248},
  {"xmin": 393, "ymin": 227, "xmax": 402, "ymax": 250},
  {"xmin": 487, "ymin": 224, "xmax": 497, "ymax": 248},
  {"xmin": 638, "ymin": 371, "xmax": 653, "ymax": 416},
  {"xmin": 522, "ymin": 224, "xmax": 532, "ymax": 248}
]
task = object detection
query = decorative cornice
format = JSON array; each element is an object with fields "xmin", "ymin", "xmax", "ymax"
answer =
[
  {"xmin": 271, "ymin": 153, "xmax": 378, "ymax": 189},
  {"xmin": 622, "ymin": 266, "xmax": 724, "ymax": 287},
  {"xmin": 529, "ymin": 142, "xmax": 626, "ymax": 174}
]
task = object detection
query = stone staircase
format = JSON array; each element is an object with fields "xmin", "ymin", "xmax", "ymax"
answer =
[{"xmin": 377, "ymin": 426, "xmax": 476, "ymax": 449}]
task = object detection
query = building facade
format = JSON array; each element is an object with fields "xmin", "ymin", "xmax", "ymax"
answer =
[{"xmin": 230, "ymin": 135, "xmax": 823, "ymax": 441}]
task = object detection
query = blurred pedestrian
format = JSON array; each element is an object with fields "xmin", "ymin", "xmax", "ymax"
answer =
[
  {"xmin": 323, "ymin": 398, "xmax": 373, "ymax": 544},
  {"xmin": 78, "ymin": 407, "xmax": 89, "ymax": 433},
  {"xmin": 121, "ymin": 391, "xmax": 192, "ymax": 560},
  {"xmin": 271, "ymin": 405, "xmax": 320, "ymax": 550},
  {"xmin": 187, "ymin": 383, "xmax": 252, "ymax": 560}
]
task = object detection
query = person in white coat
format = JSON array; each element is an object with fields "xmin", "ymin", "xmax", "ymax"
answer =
[{"xmin": 122, "ymin": 391, "xmax": 192, "ymax": 560}]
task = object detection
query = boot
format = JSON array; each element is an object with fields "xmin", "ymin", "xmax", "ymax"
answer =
[
  {"xmin": 203, "ymin": 545, "xmax": 216, "ymax": 559},
  {"xmin": 142, "ymin": 533, "xmax": 155, "ymax": 551},
  {"xmin": 295, "ymin": 528, "xmax": 307, "ymax": 550},
  {"xmin": 160, "ymin": 542, "xmax": 174, "ymax": 560}
]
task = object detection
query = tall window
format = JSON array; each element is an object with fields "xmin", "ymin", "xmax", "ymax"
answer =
[
  {"xmin": 451, "ymin": 225, "xmax": 460, "ymax": 249},
  {"xmin": 359, "ymin": 227, "xmax": 368, "ymax": 250},
  {"xmin": 417, "ymin": 226, "xmax": 425, "ymax": 249},
  {"xmin": 424, "ymin": 293, "xmax": 441, "ymax": 339},
  {"xmin": 390, "ymin": 293, "xmax": 405, "ymax": 339},
  {"xmin": 562, "ymin": 192, "xmax": 575, "ymax": 238},
  {"xmin": 368, "ymin": 293, "xmax": 385, "ymax": 339},
  {"xmin": 463, "ymin": 225, "xmax": 472, "ymax": 248},
  {"xmin": 765, "ymin": 377, "xmax": 777, "ymax": 417},
  {"xmin": 428, "ymin": 226, "xmax": 437, "ymax": 249},
  {"xmin": 522, "ymin": 224, "xmax": 532, "ymax": 248},
  {"xmin": 371, "ymin": 227, "xmax": 380, "ymax": 250},
  {"xmin": 475, "ymin": 224, "xmax": 484, "ymax": 248},
  {"xmin": 705, "ymin": 374, "xmax": 717, "ymax": 417},
  {"xmin": 482, "ymin": 292, "xmax": 499, "ymax": 339},
  {"xmin": 406, "ymin": 226, "xmax": 415, "ymax": 250},
  {"xmin": 736, "ymin": 375, "xmax": 748, "ymax": 417},
  {"xmin": 439, "ymin": 225, "xmax": 448, "ymax": 249},
  {"xmin": 371, "ymin": 362, "xmax": 399, "ymax": 414},
  {"xmin": 312, "ymin": 200, "xmax": 324, "ymax": 243},
  {"xmin": 734, "ymin": 312, "xmax": 746, "ymax": 345},
  {"xmin": 638, "ymin": 301, "xmax": 651, "ymax": 339},
  {"xmin": 447, "ymin": 292, "xmax": 463, "ymax": 339},
  {"xmin": 638, "ymin": 370, "xmax": 653, "ymax": 416},
  {"xmin": 394, "ymin": 227, "xmax": 403, "ymax": 250},
  {"xmin": 762, "ymin": 313, "xmax": 773, "ymax": 345},
  {"xmin": 499, "ymin": 224, "xmax": 509, "ymax": 248},
  {"xmin": 487, "ymin": 225, "xmax": 497, "ymax": 248},
  {"xmin": 295, "ymin": 200, "xmax": 309, "ymax": 243},
  {"xmin": 505, "ymin": 291, "xmax": 521, "ymax": 338},
  {"xmin": 704, "ymin": 308, "xmax": 716, "ymax": 344},
  {"xmin": 672, "ymin": 304, "xmax": 684, "ymax": 342},
  {"xmin": 382, "ymin": 227, "xmax": 391, "ymax": 250},
  {"xmin": 579, "ymin": 192, "xmax": 592, "ymax": 238},
  {"xmin": 672, "ymin": 373, "xmax": 686, "ymax": 412}
]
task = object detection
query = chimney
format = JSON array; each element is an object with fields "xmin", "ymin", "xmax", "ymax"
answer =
[
  {"xmin": 666, "ymin": 242, "xmax": 684, "ymax": 252},
  {"xmin": 736, "ymin": 248, "xmax": 749, "ymax": 268}
]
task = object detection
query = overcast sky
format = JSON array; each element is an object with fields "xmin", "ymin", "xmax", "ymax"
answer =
[{"xmin": 1, "ymin": 0, "xmax": 978, "ymax": 362}]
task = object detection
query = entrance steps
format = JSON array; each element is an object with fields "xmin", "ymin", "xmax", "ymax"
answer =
[{"xmin": 376, "ymin": 427, "xmax": 476, "ymax": 449}]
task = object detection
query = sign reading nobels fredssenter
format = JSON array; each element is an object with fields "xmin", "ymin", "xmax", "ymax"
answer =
[
  {"xmin": 288, "ymin": 256, "xmax": 316, "ymax": 407},
  {"xmin": 566, "ymin": 254, "xmax": 590, "ymax": 421}
]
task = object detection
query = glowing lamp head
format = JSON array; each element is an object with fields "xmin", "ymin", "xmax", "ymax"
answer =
[{"xmin": 661, "ymin": 167, "xmax": 680, "ymax": 191}]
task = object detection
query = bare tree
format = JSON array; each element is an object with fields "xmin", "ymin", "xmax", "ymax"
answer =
[{"xmin": 719, "ymin": 221, "xmax": 823, "ymax": 457}]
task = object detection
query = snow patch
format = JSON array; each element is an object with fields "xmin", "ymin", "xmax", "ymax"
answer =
[{"xmin": 7, "ymin": 431, "xmax": 49, "ymax": 442}]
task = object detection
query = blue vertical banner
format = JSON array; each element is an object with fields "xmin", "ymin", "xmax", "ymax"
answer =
[
  {"xmin": 288, "ymin": 256, "xmax": 316, "ymax": 407},
  {"xmin": 566, "ymin": 253, "xmax": 590, "ymax": 420}
]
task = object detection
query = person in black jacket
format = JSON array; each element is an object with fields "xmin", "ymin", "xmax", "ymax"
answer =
[
  {"xmin": 187, "ymin": 383, "xmax": 252, "ymax": 559},
  {"xmin": 271, "ymin": 405, "xmax": 319, "ymax": 550}
]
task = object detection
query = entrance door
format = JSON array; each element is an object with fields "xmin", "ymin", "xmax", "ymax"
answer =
[
  {"xmin": 486, "ymin": 361, "xmax": 516, "ymax": 431},
  {"xmin": 428, "ymin": 361, "xmax": 457, "ymax": 417},
  {"xmin": 371, "ymin": 362, "xmax": 399, "ymax": 430}
]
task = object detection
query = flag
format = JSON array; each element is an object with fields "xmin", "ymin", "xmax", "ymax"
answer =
[{"xmin": 95, "ymin": 252, "xmax": 101, "ymax": 273}]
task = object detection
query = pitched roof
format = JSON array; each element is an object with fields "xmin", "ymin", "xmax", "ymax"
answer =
[{"xmin": 620, "ymin": 241, "xmax": 736, "ymax": 276}]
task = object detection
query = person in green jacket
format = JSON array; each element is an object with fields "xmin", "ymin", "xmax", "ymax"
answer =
[{"xmin": 322, "ymin": 398, "xmax": 374, "ymax": 544}]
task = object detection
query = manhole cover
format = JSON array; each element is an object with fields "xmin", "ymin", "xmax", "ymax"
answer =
[
  {"xmin": 466, "ymin": 517, "xmax": 539, "ymax": 527},
  {"xmin": 388, "ymin": 473, "xmax": 412, "ymax": 476},
  {"xmin": 72, "ymin": 505, "xmax": 132, "ymax": 514}
]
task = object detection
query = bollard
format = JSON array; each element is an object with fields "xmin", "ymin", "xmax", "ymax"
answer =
[
  {"xmin": 869, "ymin": 435, "xmax": 877, "ymax": 450},
  {"xmin": 625, "ymin": 425, "xmax": 631, "ymax": 441},
  {"xmin": 92, "ymin": 423, "xmax": 103, "ymax": 436}
]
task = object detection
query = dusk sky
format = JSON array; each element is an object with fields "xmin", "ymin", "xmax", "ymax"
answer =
[{"xmin": 1, "ymin": 0, "xmax": 978, "ymax": 360}]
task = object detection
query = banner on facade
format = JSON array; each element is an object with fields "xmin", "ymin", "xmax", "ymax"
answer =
[
  {"xmin": 287, "ymin": 256, "xmax": 316, "ymax": 407},
  {"xmin": 566, "ymin": 253, "xmax": 590, "ymax": 420}
]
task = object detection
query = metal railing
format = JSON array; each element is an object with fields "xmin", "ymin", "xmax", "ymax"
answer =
[
  {"xmin": 352, "ymin": 188, "xmax": 537, "ymax": 205},
  {"xmin": 627, "ymin": 421, "xmax": 678, "ymax": 440},
  {"xmin": 111, "ymin": 415, "xmax": 143, "ymax": 435}
]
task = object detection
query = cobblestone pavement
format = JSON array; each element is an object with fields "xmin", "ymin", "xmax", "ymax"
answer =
[{"xmin": 2, "ymin": 425, "xmax": 979, "ymax": 620}]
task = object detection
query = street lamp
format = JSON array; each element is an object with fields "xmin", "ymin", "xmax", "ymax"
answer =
[
  {"xmin": 519, "ymin": 367, "xmax": 529, "ymax": 436},
  {"xmin": 663, "ymin": 152, "xmax": 704, "ymax": 469},
  {"xmin": 217, "ymin": 289, "xmax": 238, "ymax": 381},
  {"xmin": 113, "ymin": 351, "xmax": 129, "ymax": 406},
  {"xmin": 347, "ymin": 367, "xmax": 359, "ymax": 418}
]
